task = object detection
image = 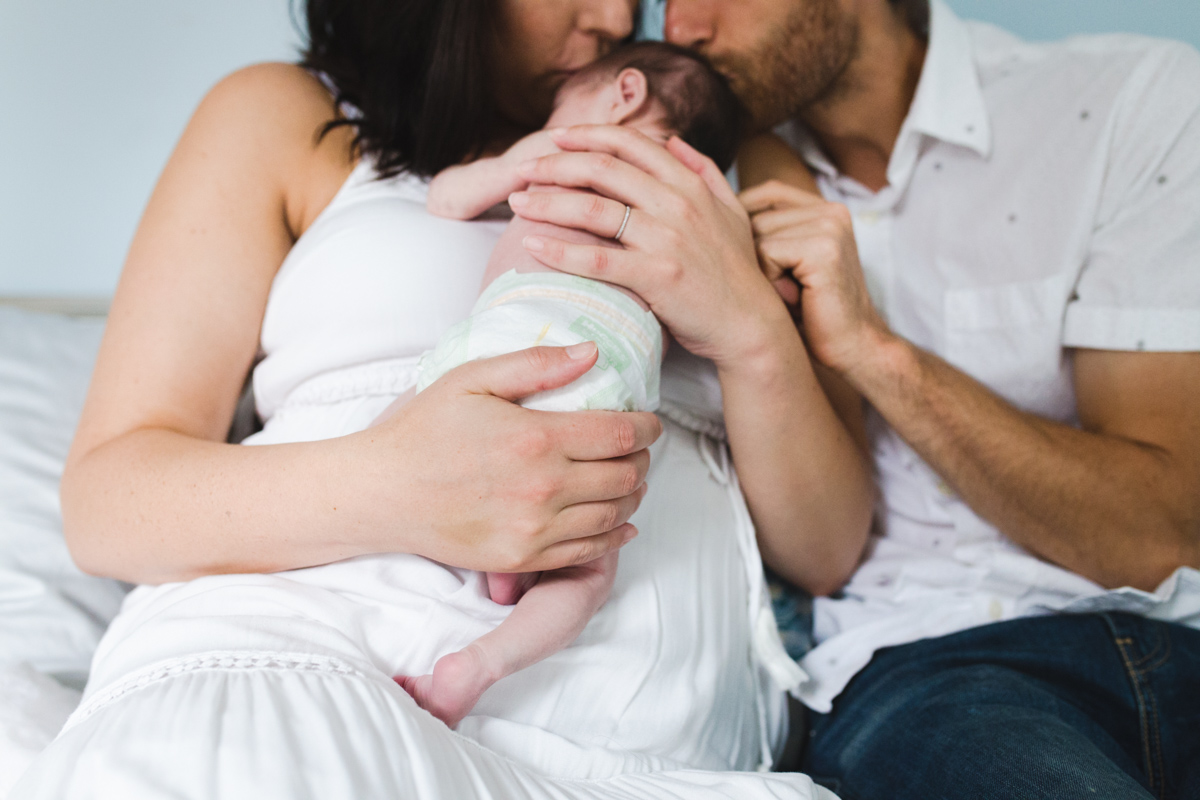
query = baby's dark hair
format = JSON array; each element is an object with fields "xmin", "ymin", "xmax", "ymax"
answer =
[{"xmin": 570, "ymin": 42, "xmax": 746, "ymax": 172}]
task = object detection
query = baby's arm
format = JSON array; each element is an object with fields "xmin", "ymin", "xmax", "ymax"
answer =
[{"xmin": 427, "ymin": 130, "xmax": 561, "ymax": 220}]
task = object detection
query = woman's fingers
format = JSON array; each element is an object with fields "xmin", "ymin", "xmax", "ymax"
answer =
[
  {"xmin": 551, "ymin": 483, "xmax": 647, "ymax": 545},
  {"xmin": 444, "ymin": 343, "xmax": 598, "ymax": 402},
  {"xmin": 561, "ymin": 449, "xmax": 650, "ymax": 505},
  {"xmin": 549, "ymin": 408, "xmax": 661, "ymax": 462},
  {"xmin": 535, "ymin": 523, "xmax": 639, "ymax": 571},
  {"xmin": 509, "ymin": 189, "xmax": 643, "ymax": 244},
  {"xmin": 522, "ymin": 234, "xmax": 646, "ymax": 290},
  {"xmin": 548, "ymin": 124, "xmax": 704, "ymax": 190},
  {"xmin": 665, "ymin": 136, "xmax": 741, "ymax": 212},
  {"xmin": 517, "ymin": 149, "xmax": 674, "ymax": 219}
]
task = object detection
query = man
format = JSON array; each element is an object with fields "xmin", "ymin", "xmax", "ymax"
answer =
[{"xmin": 518, "ymin": 0, "xmax": 1200, "ymax": 797}]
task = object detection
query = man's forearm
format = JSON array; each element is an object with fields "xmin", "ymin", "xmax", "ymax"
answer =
[
  {"xmin": 720, "ymin": 319, "xmax": 874, "ymax": 596},
  {"xmin": 848, "ymin": 335, "xmax": 1199, "ymax": 590}
]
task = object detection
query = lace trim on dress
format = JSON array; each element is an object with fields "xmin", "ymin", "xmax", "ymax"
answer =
[{"xmin": 62, "ymin": 651, "xmax": 372, "ymax": 734}]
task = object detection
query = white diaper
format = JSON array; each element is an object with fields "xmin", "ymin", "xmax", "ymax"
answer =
[{"xmin": 415, "ymin": 270, "xmax": 663, "ymax": 412}]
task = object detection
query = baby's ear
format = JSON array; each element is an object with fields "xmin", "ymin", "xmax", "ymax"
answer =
[{"xmin": 612, "ymin": 68, "xmax": 650, "ymax": 124}]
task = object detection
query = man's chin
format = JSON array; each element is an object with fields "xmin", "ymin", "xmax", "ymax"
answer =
[{"xmin": 732, "ymin": 83, "xmax": 806, "ymax": 132}]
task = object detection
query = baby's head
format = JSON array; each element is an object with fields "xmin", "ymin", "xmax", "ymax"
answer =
[{"xmin": 546, "ymin": 42, "xmax": 745, "ymax": 172}]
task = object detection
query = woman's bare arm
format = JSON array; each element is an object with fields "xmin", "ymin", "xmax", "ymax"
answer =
[
  {"xmin": 737, "ymin": 133, "xmax": 869, "ymax": 452},
  {"xmin": 62, "ymin": 65, "xmax": 659, "ymax": 584}
]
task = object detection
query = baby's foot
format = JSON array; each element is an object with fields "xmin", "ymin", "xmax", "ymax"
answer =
[{"xmin": 395, "ymin": 644, "xmax": 496, "ymax": 728}]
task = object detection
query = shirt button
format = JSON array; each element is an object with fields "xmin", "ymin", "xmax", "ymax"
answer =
[
  {"xmin": 988, "ymin": 599, "xmax": 1004, "ymax": 621},
  {"xmin": 936, "ymin": 479, "xmax": 955, "ymax": 498},
  {"xmin": 856, "ymin": 210, "xmax": 882, "ymax": 226}
]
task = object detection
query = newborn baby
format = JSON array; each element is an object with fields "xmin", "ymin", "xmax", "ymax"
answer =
[{"xmin": 380, "ymin": 42, "xmax": 742, "ymax": 727}]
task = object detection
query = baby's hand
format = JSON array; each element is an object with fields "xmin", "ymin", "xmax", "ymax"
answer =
[
  {"xmin": 427, "ymin": 130, "xmax": 562, "ymax": 220},
  {"xmin": 499, "ymin": 129, "xmax": 562, "ymax": 168}
]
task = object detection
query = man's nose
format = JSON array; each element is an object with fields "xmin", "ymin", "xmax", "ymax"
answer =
[{"xmin": 664, "ymin": 0, "xmax": 715, "ymax": 49}]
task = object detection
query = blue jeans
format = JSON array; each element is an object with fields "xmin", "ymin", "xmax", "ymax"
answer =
[{"xmin": 801, "ymin": 613, "xmax": 1200, "ymax": 800}]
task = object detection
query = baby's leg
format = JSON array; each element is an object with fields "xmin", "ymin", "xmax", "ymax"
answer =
[
  {"xmin": 398, "ymin": 551, "xmax": 619, "ymax": 728},
  {"xmin": 485, "ymin": 571, "xmax": 541, "ymax": 606}
]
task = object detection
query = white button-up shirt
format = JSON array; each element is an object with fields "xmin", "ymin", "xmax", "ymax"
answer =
[{"xmin": 775, "ymin": 1, "xmax": 1200, "ymax": 712}]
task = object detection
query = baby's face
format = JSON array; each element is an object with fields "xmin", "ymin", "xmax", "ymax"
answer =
[{"xmin": 545, "ymin": 74, "xmax": 672, "ymax": 143}]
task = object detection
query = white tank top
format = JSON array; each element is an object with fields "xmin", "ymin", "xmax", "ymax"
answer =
[{"xmin": 253, "ymin": 159, "xmax": 508, "ymax": 424}]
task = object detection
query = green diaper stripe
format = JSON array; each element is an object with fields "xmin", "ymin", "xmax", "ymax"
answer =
[{"xmin": 570, "ymin": 315, "xmax": 631, "ymax": 372}]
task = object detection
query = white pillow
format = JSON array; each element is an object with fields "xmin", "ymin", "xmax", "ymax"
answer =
[{"xmin": 0, "ymin": 307, "xmax": 127, "ymax": 688}]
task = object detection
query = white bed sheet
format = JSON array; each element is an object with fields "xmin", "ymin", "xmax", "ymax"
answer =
[
  {"xmin": 0, "ymin": 307, "xmax": 827, "ymax": 799},
  {"xmin": 0, "ymin": 307, "xmax": 128, "ymax": 795}
]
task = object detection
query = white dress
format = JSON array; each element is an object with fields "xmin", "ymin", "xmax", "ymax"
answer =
[{"xmin": 12, "ymin": 161, "xmax": 830, "ymax": 800}]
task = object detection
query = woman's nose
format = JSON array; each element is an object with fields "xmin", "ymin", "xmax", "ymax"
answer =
[
  {"xmin": 578, "ymin": 0, "xmax": 636, "ymax": 42},
  {"xmin": 664, "ymin": 0, "xmax": 715, "ymax": 50}
]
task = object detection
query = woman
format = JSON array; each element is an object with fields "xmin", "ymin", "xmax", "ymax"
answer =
[{"xmin": 15, "ymin": 1, "xmax": 871, "ymax": 797}]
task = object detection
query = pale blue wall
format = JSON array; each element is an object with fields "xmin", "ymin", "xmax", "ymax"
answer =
[
  {"xmin": 0, "ymin": 1, "xmax": 299, "ymax": 297},
  {"xmin": 945, "ymin": 1, "xmax": 1200, "ymax": 49},
  {"xmin": 2, "ymin": 1, "xmax": 1198, "ymax": 297}
]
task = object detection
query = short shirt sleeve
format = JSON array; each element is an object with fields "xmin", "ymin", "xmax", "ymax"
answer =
[{"xmin": 1064, "ymin": 41, "xmax": 1200, "ymax": 352}]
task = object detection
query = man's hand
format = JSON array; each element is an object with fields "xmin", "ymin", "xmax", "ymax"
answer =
[
  {"xmin": 736, "ymin": 166, "xmax": 1200, "ymax": 591},
  {"xmin": 739, "ymin": 179, "xmax": 892, "ymax": 377}
]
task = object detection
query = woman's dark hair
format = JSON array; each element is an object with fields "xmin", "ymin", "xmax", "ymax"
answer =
[
  {"xmin": 577, "ymin": 42, "xmax": 746, "ymax": 173},
  {"xmin": 301, "ymin": 0, "xmax": 502, "ymax": 178}
]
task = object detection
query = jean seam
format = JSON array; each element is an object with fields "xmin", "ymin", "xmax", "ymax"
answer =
[
  {"xmin": 1140, "ymin": 625, "xmax": 1170, "ymax": 800},
  {"xmin": 1131, "ymin": 621, "xmax": 1170, "ymax": 671},
  {"xmin": 1141, "ymin": 673, "xmax": 1166, "ymax": 800},
  {"xmin": 1139, "ymin": 627, "xmax": 1172, "ymax": 673},
  {"xmin": 1106, "ymin": 617, "xmax": 1168, "ymax": 800}
]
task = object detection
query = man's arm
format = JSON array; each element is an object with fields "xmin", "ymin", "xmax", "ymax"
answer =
[
  {"xmin": 858, "ymin": 338, "xmax": 1200, "ymax": 591},
  {"xmin": 742, "ymin": 181, "xmax": 1200, "ymax": 591}
]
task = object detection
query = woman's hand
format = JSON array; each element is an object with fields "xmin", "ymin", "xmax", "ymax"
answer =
[
  {"xmin": 506, "ymin": 125, "xmax": 791, "ymax": 370},
  {"xmin": 739, "ymin": 180, "xmax": 892, "ymax": 377},
  {"xmin": 358, "ymin": 343, "xmax": 661, "ymax": 573}
]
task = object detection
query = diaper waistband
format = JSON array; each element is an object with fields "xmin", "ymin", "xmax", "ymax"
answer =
[{"xmin": 478, "ymin": 270, "xmax": 660, "ymax": 361}]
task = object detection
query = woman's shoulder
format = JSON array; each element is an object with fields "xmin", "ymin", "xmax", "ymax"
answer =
[
  {"xmin": 201, "ymin": 62, "xmax": 336, "ymax": 122},
  {"xmin": 191, "ymin": 63, "xmax": 358, "ymax": 235}
]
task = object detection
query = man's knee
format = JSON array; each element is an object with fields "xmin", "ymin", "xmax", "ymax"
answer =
[{"xmin": 806, "ymin": 662, "xmax": 1152, "ymax": 800}]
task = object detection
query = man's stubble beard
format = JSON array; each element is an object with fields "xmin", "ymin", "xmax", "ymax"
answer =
[{"xmin": 710, "ymin": 0, "xmax": 859, "ymax": 131}]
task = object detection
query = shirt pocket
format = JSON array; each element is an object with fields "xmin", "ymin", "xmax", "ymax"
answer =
[{"xmin": 942, "ymin": 271, "xmax": 1075, "ymax": 417}]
